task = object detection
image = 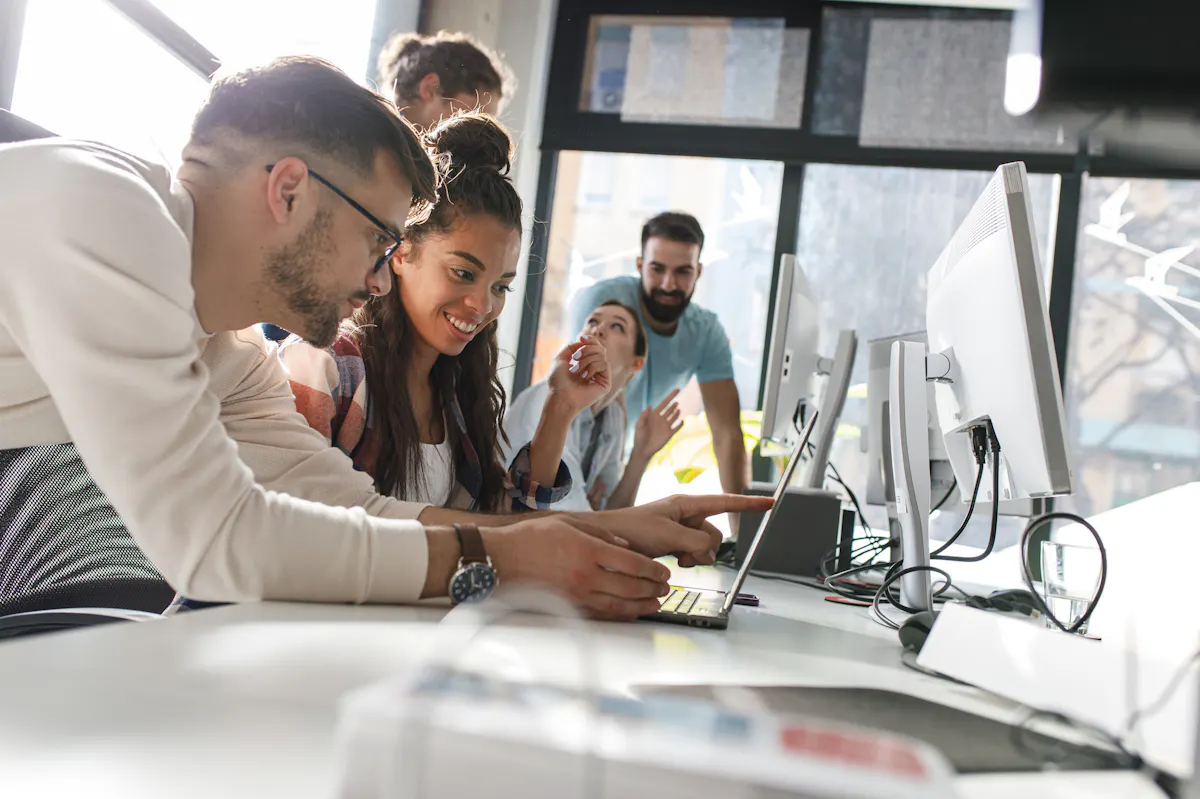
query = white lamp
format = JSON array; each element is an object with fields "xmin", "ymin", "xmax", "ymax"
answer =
[{"xmin": 1004, "ymin": 0, "xmax": 1043, "ymax": 116}]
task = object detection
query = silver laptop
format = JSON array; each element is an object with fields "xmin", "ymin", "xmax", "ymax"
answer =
[{"xmin": 643, "ymin": 411, "xmax": 818, "ymax": 630}]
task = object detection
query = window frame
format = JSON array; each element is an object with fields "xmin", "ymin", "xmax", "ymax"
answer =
[
  {"xmin": 515, "ymin": 0, "xmax": 1200, "ymax": 552},
  {"xmin": 516, "ymin": 0, "xmax": 1200, "ymax": 393}
]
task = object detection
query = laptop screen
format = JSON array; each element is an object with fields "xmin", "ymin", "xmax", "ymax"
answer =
[{"xmin": 721, "ymin": 411, "xmax": 819, "ymax": 612}]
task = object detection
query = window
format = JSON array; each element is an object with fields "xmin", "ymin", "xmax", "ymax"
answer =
[
  {"xmin": 1064, "ymin": 177, "xmax": 1200, "ymax": 515},
  {"xmin": 534, "ymin": 151, "xmax": 785, "ymax": 409},
  {"xmin": 11, "ymin": 0, "xmax": 210, "ymax": 165},
  {"xmin": 794, "ymin": 164, "xmax": 1060, "ymax": 548},
  {"xmin": 580, "ymin": 16, "xmax": 809, "ymax": 128},
  {"xmin": 10, "ymin": 0, "xmax": 379, "ymax": 167},
  {"xmin": 577, "ymin": 152, "xmax": 618, "ymax": 206},
  {"xmin": 150, "ymin": 0, "xmax": 378, "ymax": 81},
  {"xmin": 812, "ymin": 6, "xmax": 1072, "ymax": 152}
]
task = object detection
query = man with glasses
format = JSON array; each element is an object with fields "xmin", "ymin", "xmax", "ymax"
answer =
[{"xmin": 0, "ymin": 57, "xmax": 764, "ymax": 618}]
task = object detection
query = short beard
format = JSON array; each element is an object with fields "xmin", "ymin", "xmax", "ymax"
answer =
[
  {"xmin": 264, "ymin": 209, "xmax": 341, "ymax": 347},
  {"xmin": 641, "ymin": 285, "xmax": 690, "ymax": 324}
]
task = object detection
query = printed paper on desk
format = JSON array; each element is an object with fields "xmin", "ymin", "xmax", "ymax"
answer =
[{"xmin": 332, "ymin": 667, "xmax": 960, "ymax": 799}]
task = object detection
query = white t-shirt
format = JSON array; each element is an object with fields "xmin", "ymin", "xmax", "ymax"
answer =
[
  {"xmin": 0, "ymin": 139, "xmax": 429, "ymax": 605},
  {"xmin": 401, "ymin": 439, "xmax": 455, "ymax": 506}
]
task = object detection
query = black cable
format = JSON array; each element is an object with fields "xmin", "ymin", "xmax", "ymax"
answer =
[
  {"xmin": 934, "ymin": 422, "xmax": 1001, "ymax": 563},
  {"xmin": 1011, "ymin": 708, "xmax": 1142, "ymax": 771},
  {"xmin": 1018, "ymin": 512, "xmax": 1108, "ymax": 634},
  {"xmin": 826, "ymin": 461, "xmax": 871, "ymax": 538},
  {"xmin": 929, "ymin": 461, "xmax": 984, "ymax": 557},
  {"xmin": 747, "ymin": 570, "xmax": 830, "ymax": 592},
  {"xmin": 931, "ymin": 477, "xmax": 957, "ymax": 512},
  {"xmin": 817, "ymin": 534, "xmax": 890, "ymax": 581},
  {"xmin": 870, "ymin": 563, "xmax": 955, "ymax": 629}
]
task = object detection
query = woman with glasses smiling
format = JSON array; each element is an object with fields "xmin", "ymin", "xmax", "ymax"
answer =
[{"xmin": 279, "ymin": 111, "xmax": 608, "ymax": 513}]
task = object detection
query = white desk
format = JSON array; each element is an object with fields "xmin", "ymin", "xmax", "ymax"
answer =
[{"xmin": 0, "ymin": 565, "xmax": 1166, "ymax": 799}]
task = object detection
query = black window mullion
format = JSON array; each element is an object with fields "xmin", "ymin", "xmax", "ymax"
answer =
[
  {"xmin": 102, "ymin": 0, "xmax": 220, "ymax": 80},
  {"xmin": 1047, "ymin": 161, "xmax": 1087, "ymax": 389},
  {"xmin": 513, "ymin": 149, "xmax": 561, "ymax": 395}
]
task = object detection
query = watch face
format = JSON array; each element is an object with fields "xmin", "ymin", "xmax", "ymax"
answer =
[{"xmin": 449, "ymin": 561, "xmax": 496, "ymax": 605}]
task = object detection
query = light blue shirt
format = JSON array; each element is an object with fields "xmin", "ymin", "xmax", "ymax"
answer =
[{"xmin": 568, "ymin": 276, "xmax": 735, "ymax": 430}]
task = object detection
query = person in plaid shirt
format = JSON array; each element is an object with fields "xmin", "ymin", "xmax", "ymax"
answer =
[{"xmin": 279, "ymin": 110, "xmax": 608, "ymax": 513}]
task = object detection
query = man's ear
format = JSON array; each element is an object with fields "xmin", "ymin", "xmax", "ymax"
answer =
[
  {"xmin": 265, "ymin": 157, "xmax": 310, "ymax": 225},
  {"xmin": 390, "ymin": 240, "xmax": 414, "ymax": 277},
  {"xmin": 636, "ymin": 256, "xmax": 644, "ymax": 276},
  {"xmin": 417, "ymin": 72, "xmax": 442, "ymax": 102},
  {"xmin": 695, "ymin": 262, "xmax": 704, "ymax": 281}
]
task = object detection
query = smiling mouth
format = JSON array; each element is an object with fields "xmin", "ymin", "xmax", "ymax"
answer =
[{"xmin": 444, "ymin": 312, "xmax": 481, "ymax": 336}]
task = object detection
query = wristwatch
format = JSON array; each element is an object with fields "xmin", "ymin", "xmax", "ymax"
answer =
[{"xmin": 447, "ymin": 523, "xmax": 497, "ymax": 605}]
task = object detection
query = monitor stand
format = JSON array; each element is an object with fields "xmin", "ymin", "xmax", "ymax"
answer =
[{"xmin": 888, "ymin": 340, "xmax": 933, "ymax": 612}]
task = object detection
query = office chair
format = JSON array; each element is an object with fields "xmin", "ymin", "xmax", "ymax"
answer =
[
  {"xmin": 0, "ymin": 111, "xmax": 173, "ymax": 640},
  {"xmin": 0, "ymin": 444, "xmax": 177, "ymax": 640}
]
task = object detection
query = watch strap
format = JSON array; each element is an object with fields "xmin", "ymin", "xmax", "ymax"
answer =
[{"xmin": 453, "ymin": 523, "xmax": 488, "ymax": 564}]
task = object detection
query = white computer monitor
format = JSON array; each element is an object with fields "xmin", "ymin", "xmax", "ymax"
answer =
[
  {"xmin": 864, "ymin": 331, "xmax": 948, "ymax": 507},
  {"xmin": 760, "ymin": 254, "xmax": 819, "ymax": 452},
  {"xmin": 890, "ymin": 161, "xmax": 1074, "ymax": 611},
  {"xmin": 801, "ymin": 329, "xmax": 858, "ymax": 489},
  {"xmin": 760, "ymin": 255, "xmax": 857, "ymax": 488}
]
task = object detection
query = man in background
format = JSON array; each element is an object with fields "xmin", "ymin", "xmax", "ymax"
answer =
[
  {"xmin": 568, "ymin": 212, "xmax": 748, "ymax": 515},
  {"xmin": 377, "ymin": 30, "xmax": 514, "ymax": 129}
]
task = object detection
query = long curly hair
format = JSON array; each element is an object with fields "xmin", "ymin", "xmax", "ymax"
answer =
[{"xmin": 347, "ymin": 111, "xmax": 521, "ymax": 509}]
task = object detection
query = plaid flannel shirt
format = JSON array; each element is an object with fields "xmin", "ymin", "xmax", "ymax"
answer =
[{"xmin": 275, "ymin": 330, "xmax": 570, "ymax": 512}]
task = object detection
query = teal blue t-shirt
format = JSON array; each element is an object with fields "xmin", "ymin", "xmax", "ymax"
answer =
[{"xmin": 568, "ymin": 276, "xmax": 735, "ymax": 430}]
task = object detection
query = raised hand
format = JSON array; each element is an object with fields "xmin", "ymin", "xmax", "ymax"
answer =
[
  {"xmin": 633, "ymin": 388, "xmax": 683, "ymax": 461},
  {"xmin": 546, "ymin": 335, "xmax": 612, "ymax": 416}
]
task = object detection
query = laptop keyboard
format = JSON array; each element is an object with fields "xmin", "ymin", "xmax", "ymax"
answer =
[{"xmin": 659, "ymin": 587, "xmax": 701, "ymax": 615}]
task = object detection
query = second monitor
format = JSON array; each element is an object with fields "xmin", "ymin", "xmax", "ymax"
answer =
[
  {"xmin": 890, "ymin": 161, "xmax": 1074, "ymax": 611},
  {"xmin": 760, "ymin": 254, "xmax": 857, "ymax": 489}
]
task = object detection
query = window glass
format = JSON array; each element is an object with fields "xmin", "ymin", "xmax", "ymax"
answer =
[
  {"xmin": 11, "ymin": 0, "xmax": 379, "ymax": 167},
  {"xmin": 535, "ymin": 151, "xmax": 785, "ymax": 411},
  {"xmin": 794, "ymin": 163, "xmax": 1061, "ymax": 550},
  {"xmin": 150, "ymin": 0, "xmax": 378, "ymax": 81},
  {"xmin": 1065, "ymin": 177, "xmax": 1200, "ymax": 515},
  {"xmin": 813, "ymin": 6, "xmax": 1073, "ymax": 153},
  {"xmin": 11, "ymin": 0, "xmax": 209, "ymax": 165},
  {"xmin": 580, "ymin": 16, "xmax": 809, "ymax": 129}
]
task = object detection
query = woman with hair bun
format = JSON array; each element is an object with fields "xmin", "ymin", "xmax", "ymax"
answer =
[{"xmin": 280, "ymin": 111, "xmax": 608, "ymax": 514}]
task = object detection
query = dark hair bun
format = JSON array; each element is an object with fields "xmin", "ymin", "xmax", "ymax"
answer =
[{"xmin": 424, "ymin": 111, "xmax": 513, "ymax": 175}]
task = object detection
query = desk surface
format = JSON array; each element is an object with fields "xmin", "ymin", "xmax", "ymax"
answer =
[{"xmin": 0, "ymin": 565, "xmax": 1166, "ymax": 799}]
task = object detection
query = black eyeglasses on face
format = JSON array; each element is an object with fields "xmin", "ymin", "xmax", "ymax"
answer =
[{"xmin": 265, "ymin": 163, "xmax": 404, "ymax": 273}]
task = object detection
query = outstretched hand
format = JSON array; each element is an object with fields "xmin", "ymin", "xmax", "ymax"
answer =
[{"xmin": 573, "ymin": 493, "xmax": 774, "ymax": 568}]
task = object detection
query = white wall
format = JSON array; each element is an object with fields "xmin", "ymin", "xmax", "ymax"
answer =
[{"xmin": 423, "ymin": 0, "xmax": 559, "ymax": 394}]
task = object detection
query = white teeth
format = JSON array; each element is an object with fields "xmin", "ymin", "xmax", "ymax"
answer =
[{"xmin": 445, "ymin": 313, "xmax": 478, "ymax": 334}]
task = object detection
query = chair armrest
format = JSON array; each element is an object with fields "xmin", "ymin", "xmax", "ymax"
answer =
[{"xmin": 0, "ymin": 607, "xmax": 161, "ymax": 641}]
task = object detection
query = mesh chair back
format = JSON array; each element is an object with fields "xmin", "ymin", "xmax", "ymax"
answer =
[{"xmin": 0, "ymin": 445, "xmax": 175, "ymax": 616}]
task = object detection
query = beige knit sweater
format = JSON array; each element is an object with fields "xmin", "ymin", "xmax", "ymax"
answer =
[{"xmin": 0, "ymin": 138, "xmax": 431, "ymax": 604}]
